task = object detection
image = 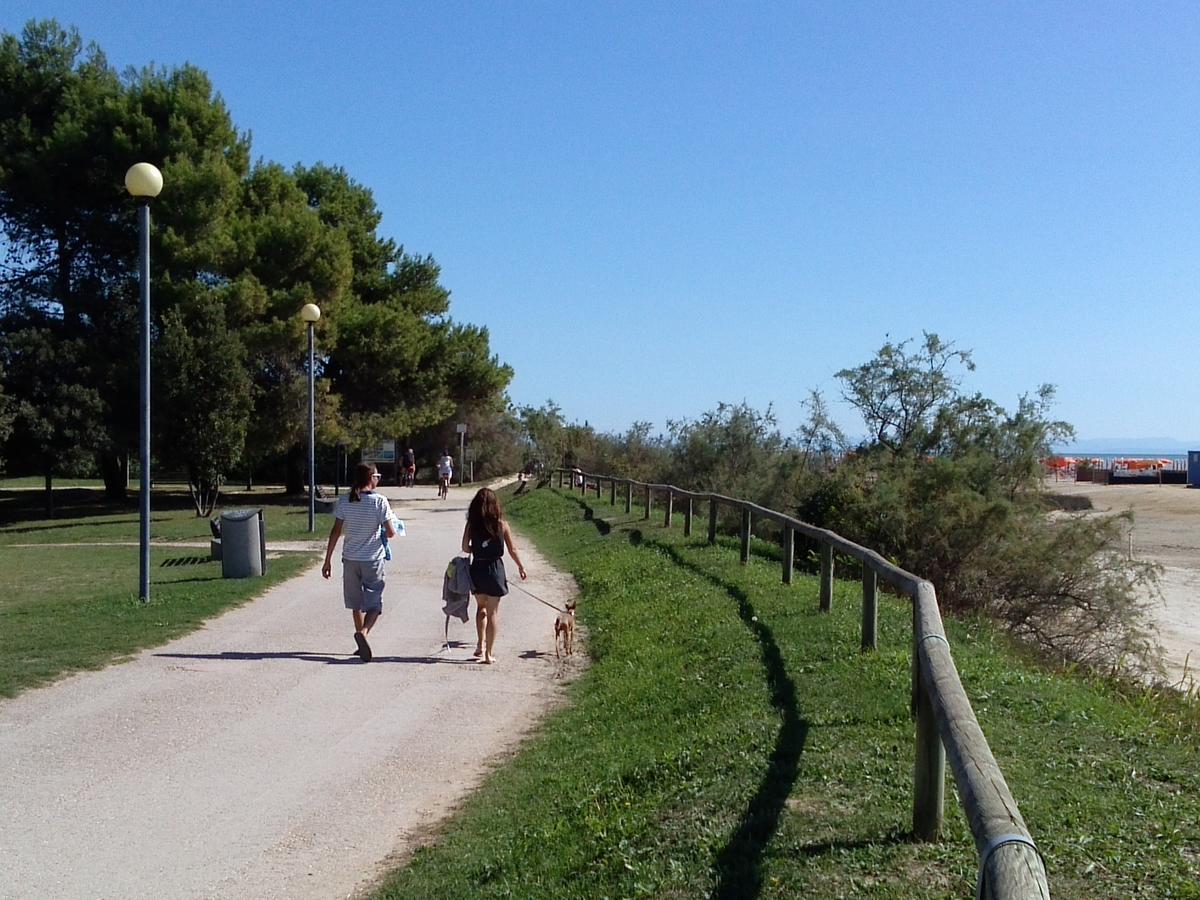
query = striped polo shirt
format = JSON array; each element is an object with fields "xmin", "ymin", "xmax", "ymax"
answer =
[{"xmin": 334, "ymin": 491, "xmax": 393, "ymax": 562}]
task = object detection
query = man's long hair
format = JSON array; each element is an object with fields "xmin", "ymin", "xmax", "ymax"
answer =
[
  {"xmin": 467, "ymin": 488, "xmax": 503, "ymax": 541},
  {"xmin": 350, "ymin": 463, "xmax": 378, "ymax": 502}
]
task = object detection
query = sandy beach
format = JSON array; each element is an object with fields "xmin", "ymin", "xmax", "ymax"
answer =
[{"xmin": 1045, "ymin": 477, "xmax": 1200, "ymax": 691}]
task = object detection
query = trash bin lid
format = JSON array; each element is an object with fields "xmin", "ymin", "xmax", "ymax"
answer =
[{"xmin": 220, "ymin": 508, "xmax": 263, "ymax": 522}]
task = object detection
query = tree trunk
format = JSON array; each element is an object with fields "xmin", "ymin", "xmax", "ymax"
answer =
[
  {"xmin": 57, "ymin": 230, "xmax": 80, "ymax": 331},
  {"xmin": 43, "ymin": 472, "xmax": 54, "ymax": 518},
  {"xmin": 285, "ymin": 445, "xmax": 305, "ymax": 495},
  {"xmin": 97, "ymin": 451, "xmax": 128, "ymax": 500},
  {"xmin": 188, "ymin": 475, "xmax": 223, "ymax": 517}
]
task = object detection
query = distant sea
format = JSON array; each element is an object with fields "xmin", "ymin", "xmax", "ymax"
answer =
[
  {"xmin": 1052, "ymin": 449, "xmax": 1195, "ymax": 470},
  {"xmin": 1065, "ymin": 453, "xmax": 1188, "ymax": 468}
]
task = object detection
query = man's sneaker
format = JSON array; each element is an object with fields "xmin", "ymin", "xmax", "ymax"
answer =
[{"xmin": 354, "ymin": 632, "xmax": 372, "ymax": 662}]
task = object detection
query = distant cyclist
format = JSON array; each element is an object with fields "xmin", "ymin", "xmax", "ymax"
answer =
[
  {"xmin": 437, "ymin": 451, "xmax": 454, "ymax": 499},
  {"xmin": 401, "ymin": 447, "xmax": 416, "ymax": 487}
]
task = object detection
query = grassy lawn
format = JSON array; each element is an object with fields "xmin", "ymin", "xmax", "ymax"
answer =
[
  {"xmin": 0, "ymin": 486, "xmax": 323, "ymax": 698},
  {"xmin": 374, "ymin": 486, "xmax": 1200, "ymax": 899},
  {"xmin": 0, "ymin": 484, "xmax": 334, "ymax": 545}
]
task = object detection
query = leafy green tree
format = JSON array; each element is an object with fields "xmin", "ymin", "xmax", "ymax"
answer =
[
  {"xmin": 519, "ymin": 401, "xmax": 569, "ymax": 467},
  {"xmin": 155, "ymin": 298, "xmax": 252, "ymax": 515},
  {"xmin": 667, "ymin": 402, "xmax": 790, "ymax": 502},
  {"xmin": 0, "ymin": 21, "xmax": 252, "ymax": 496},
  {"xmin": 796, "ymin": 389, "xmax": 847, "ymax": 469},
  {"xmin": 0, "ymin": 324, "xmax": 105, "ymax": 513},
  {"xmin": 226, "ymin": 162, "xmax": 352, "ymax": 492},
  {"xmin": 815, "ymin": 333, "xmax": 1158, "ymax": 674},
  {"xmin": 1, "ymin": 19, "xmax": 516, "ymax": 500},
  {"xmin": 835, "ymin": 332, "xmax": 974, "ymax": 454},
  {"xmin": 0, "ymin": 357, "xmax": 13, "ymax": 464}
]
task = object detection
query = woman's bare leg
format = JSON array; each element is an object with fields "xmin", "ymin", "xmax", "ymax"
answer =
[
  {"xmin": 480, "ymin": 595, "xmax": 500, "ymax": 663},
  {"xmin": 474, "ymin": 601, "xmax": 485, "ymax": 656}
]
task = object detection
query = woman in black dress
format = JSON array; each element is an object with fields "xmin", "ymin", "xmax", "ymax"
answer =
[{"xmin": 461, "ymin": 488, "xmax": 527, "ymax": 664}]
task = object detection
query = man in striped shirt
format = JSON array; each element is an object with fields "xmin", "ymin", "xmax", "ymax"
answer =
[{"xmin": 322, "ymin": 463, "xmax": 397, "ymax": 661}]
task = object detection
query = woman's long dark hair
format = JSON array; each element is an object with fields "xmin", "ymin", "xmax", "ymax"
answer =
[
  {"xmin": 467, "ymin": 488, "xmax": 503, "ymax": 541},
  {"xmin": 349, "ymin": 462, "xmax": 378, "ymax": 502}
]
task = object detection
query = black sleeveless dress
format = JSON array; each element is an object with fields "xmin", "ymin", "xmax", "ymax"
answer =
[{"xmin": 469, "ymin": 529, "xmax": 508, "ymax": 597}]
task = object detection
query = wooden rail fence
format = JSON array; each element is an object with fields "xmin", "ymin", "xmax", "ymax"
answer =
[{"xmin": 555, "ymin": 468, "xmax": 1049, "ymax": 899}]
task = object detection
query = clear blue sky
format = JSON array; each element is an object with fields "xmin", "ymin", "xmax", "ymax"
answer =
[{"xmin": 5, "ymin": 1, "xmax": 1199, "ymax": 444}]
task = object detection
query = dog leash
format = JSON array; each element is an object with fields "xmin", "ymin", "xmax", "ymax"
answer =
[{"xmin": 511, "ymin": 582, "xmax": 569, "ymax": 614}]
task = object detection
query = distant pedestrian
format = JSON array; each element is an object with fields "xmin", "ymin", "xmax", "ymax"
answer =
[
  {"xmin": 322, "ymin": 462, "xmax": 397, "ymax": 662},
  {"xmin": 461, "ymin": 487, "xmax": 527, "ymax": 665}
]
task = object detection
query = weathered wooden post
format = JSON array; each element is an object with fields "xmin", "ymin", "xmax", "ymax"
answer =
[
  {"xmin": 819, "ymin": 544, "xmax": 833, "ymax": 612},
  {"xmin": 580, "ymin": 473, "xmax": 587, "ymax": 498},
  {"xmin": 684, "ymin": 497, "xmax": 693, "ymax": 536},
  {"xmin": 610, "ymin": 478, "xmax": 616, "ymax": 506},
  {"xmin": 913, "ymin": 630, "xmax": 946, "ymax": 840},
  {"xmin": 625, "ymin": 481, "xmax": 633, "ymax": 514},
  {"xmin": 911, "ymin": 600, "xmax": 920, "ymax": 716},
  {"xmin": 557, "ymin": 469, "xmax": 563, "ymax": 488},
  {"xmin": 708, "ymin": 498, "xmax": 718, "ymax": 544},
  {"xmin": 644, "ymin": 486, "xmax": 653, "ymax": 520},
  {"xmin": 740, "ymin": 507, "xmax": 751, "ymax": 564},
  {"xmin": 782, "ymin": 526, "xmax": 794, "ymax": 584},
  {"xmin": 861, "ymin": 564, "xmax": 878, "ymax": 651},
  {"xmin": 664, "ymin": 489, "xmax": 673, "ymax": 527}
]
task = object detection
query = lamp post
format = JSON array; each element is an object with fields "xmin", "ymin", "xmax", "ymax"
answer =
[
  {"xmin": 299, "ymin": 303, "xmax": 321, "ymax": 532},
  {"xmin": 125, "ymin": 163, "xmax": 163, "ymax": 603}
]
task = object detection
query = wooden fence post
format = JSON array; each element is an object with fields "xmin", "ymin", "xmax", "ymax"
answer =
[
  {"xmin": 708, "ymin": 499, "xmax": 718, "ymax": 544},
  {"xmin": 644, "ymin": 486, "xmax": 652, "ymax": 520},
  {"xmin": 557, "ymin": 469, "xmax": 563, "ymax": 488},
  {"xmin": 625, "ymin": 482, "xmax": 632, "ymax": 514},
  {"xmin": 782, "ymin": 526, "xmax": 794, "ymax": 584},
  {"xmin": 862, "ymin": 565, "xmax": 878, "ymax": 651},
  {"xmin": 820, "ymin": 543, "xmax": 833, "ymax": 612},
  {"xmin": 580, "ymin": 474, "xmax": 587, "ymax": 497},
  {"xmin": 913, "ymin": 633, "xmax": 946, "ymax": 840},
  {"xmin": 911, "ymin": 600, "xmax": 919, "ymax": 716},
  {"xmin": 684, "ymin": 497, "xmax": 693, "ymax": 536},
  {"xmin": 610, "ymin": 478, "xmax": 616, "ymax": 506},
  {"xmin": 740, "ymin": 507, "xmax": 751, "ymax": 564},
  {"xmin": 664, "ymin": 490, "xmax": 673, "ymax": 527}
]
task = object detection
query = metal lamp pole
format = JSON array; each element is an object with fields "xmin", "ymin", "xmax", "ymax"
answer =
[
  {"xmin": 125, "ymin": 163, "xmax": 163, "ymax": 602},
  {"xmin": 300, "ymin": 304, "xmax": 322, "ymax": 532}
]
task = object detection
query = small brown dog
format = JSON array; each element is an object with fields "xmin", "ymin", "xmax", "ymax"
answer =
[{"xmin": 554, "ymin": 600, "xmax": 577, "ymax": 658}]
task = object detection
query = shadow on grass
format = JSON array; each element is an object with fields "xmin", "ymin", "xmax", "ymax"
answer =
[
  {"xmin": 640, "ymin": 535, "xmax": 811, "ymax": 899},
  {"xmin": 1, "ymin": 515, "xmax": 159, "ymax": 536},
  {"xmin": 791, "ymin": 830, "xmax": 912, "ymax": 858},
  {"xmin": 159, "ymin": 556, "xmax": 209, "ymax": 567},
  {"xmin": 0, "ymin": 486, "xmax": 324, "ymax": 529},
  {"xmin": 567, "ymin": 496, "xmax": 612, "ymax": 535}
]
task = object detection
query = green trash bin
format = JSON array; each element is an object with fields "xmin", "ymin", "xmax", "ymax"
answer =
[{"xmin": 220, "ymin": 508, "xmax": 266, "ymax": 578}]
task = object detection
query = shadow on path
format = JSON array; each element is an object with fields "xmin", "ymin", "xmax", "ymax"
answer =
[{"xmin": 154, "ymin": 651, "xmax": 478, "ymax": 666}]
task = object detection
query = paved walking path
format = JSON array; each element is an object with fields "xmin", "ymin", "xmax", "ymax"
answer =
[{"xmin": 0, "ymin": 484, "xmax": 578, "ymax": 900}]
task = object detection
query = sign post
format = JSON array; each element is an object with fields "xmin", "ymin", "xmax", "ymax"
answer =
[{"xmin": 362, "ymin": 440, "xmax": 397, "ymax": 483}]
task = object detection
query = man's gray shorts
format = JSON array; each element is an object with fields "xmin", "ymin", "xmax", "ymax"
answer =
[{"xmin": 342, "ymin": 558, "xmax": 386, "ymax": 612}]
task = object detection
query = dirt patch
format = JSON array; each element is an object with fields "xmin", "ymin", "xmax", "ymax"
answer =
[{"xmin": 1043, "ymin": 493, "xmax": 1093, "ymax": 512}]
